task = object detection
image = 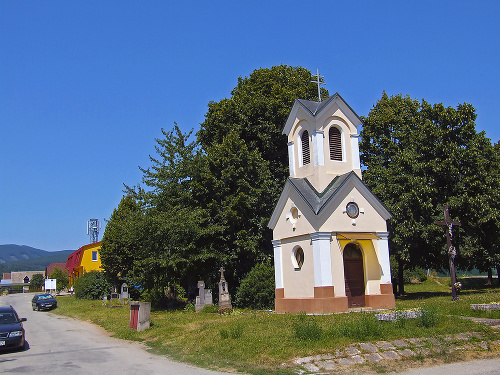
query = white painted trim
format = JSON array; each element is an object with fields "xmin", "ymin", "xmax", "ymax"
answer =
[
  {"xmin": 311, "ymin": 232, "xmax": 333, "ymax": 287},
  {"xmin": 375, "ymin": 232, "xmax": 392, "ymax": 284},
  {"xmin": 315, "ymin": 174, "xmax": 392, "ymax": 222},
  {"xmin": 272, "ymin": 240, "xmax": 283, "ymax": 289},
  {"xmin": 298, "ymin": 130, "xmax": 307, "ymax": 168},
  {"xmin": 268, "ymin": 181, "xmax": 292, "ymax": 229},
  {"xmin": 283, "ymin": 100, "xmax": 318, "ymax": 136},
  {"xmin": 350, "ymin": 134, "xmax": 361, "ymax": 170},
  {"xmin": 287, "ymin": 141, "xmax": 295, "ymax": 176},
  {"xmin": 312, "ymin": 130, "xmax": 324, "ymax": 166}
]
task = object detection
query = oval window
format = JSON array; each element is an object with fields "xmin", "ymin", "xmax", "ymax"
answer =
[
  {"xmin": 346, "ymin": 202, "xmax": 359, "ymax": 219},
  {"xmin": 293, "ymin": 247, "xmax": 304, "ymax": 270}
]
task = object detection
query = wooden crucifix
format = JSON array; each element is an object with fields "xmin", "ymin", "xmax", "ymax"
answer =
[{"xmin": 436, "ymin": 205, "xmax": 461, "ymax": 300}]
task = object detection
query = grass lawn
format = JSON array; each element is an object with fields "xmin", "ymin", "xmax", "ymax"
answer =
[{"xmin": 51, "ymin": 277, "xmax": 500, "ymax": 374}]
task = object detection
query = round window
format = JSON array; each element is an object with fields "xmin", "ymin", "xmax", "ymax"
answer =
[{"xmin": 346, "ymin": 202, "xmax": 359, "ymax": 219}]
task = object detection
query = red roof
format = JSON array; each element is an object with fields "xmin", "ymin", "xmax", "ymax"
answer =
[
  {"xmin": 45, "ymin": 262, "xmax": 67, "ymax": 277},
  {"xmin": 66, "ymin": 242, "xmax": 102, "ymax": 275}
]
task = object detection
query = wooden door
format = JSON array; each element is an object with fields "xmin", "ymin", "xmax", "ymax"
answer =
[{"xmin": 343, "ymin": 244, "xmax": 365, "ymax": 307}]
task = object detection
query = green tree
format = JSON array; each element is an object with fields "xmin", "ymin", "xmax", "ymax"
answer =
[
  {"xmin": 360, "ymin": 93, "xmax": 493, "ymax": 294},
  {"xmin": 193, "ymin": 130, "xmax": 274, "ymax": 288},
  {"xmin": 30, "ymin": 273, "xmax": 44, "ymax": 289},
  {"xmin": 124, "ymin": 125, "xmax": 217, "ymax": 302},
  {"xmin": 104, "ymin": 66, "xmax": 330, "ymax": 300},
  {"xmin": 457, "ymin": 135, "xmax": 500, "ymax": 283},
  {"xmin": 195, "ymin": 65, "xmax": 327, "ymax": 289},
  {"xmin": 198, "ymin": 65, "xmax": 327, "ymax": 199},
  {"xmin": 48, "ymin": 266, "xmax": 69, "ymax": 293},
  {"xmin": 100, "ymin": 195, "xmax": 143, "ymax": 285},
  {"xmin": 74, "ymin": 271, "xmax": 112, "ymax": 300}
]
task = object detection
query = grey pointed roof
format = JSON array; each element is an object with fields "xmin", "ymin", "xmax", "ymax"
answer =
[
  {"xmin": 288, "ymin": 171, "xmax": 391, "ymax": 217},
  {"xmin": 268, "ymin": 171, "xmax": 392, "ymax": 230},
  {"xmin": 295, "ymin": 92, "xmax": 363, "ymax": 122},
  {"xmin": 282, "ymin": 92, "xmax": 364, "ymax": 136},
  {"xmin": 288, "ymin": 172, "xmax": 354, "ymax": 215}
]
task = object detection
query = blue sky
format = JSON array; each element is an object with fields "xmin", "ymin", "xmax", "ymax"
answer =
[{"xmin": 1, "ymin": 1, "xmax": 499, "ymax": 251}]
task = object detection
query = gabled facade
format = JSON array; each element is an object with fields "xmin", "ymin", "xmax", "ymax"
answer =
[
  {"xmin": 66, "ymin": 242, "xmax": 102, "ymax": 285},
  {"xmin": 269, "ymin": 93, "xmax": 395, "ymax": 314}
]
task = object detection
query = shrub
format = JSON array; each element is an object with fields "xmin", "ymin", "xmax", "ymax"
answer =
[
  {"xmin": 30, "ymin": 273, "xmax": 45, "ymax": 289},
  {"xmin": 74, "ymin": 271, "xmax": 112, "ymax": 300},
  {"xmin": 234, "ymin": 261, "xmax": 275, "ymax": 310}
]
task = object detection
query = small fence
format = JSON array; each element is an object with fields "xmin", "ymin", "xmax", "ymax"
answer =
[{"xmin": 1, "ymin": 283, "xmax": 41, "ymax": 294}]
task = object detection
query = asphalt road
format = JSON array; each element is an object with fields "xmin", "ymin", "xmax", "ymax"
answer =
[
  {"xmin": 398, "ymin": 358, "xmax": 500, "ymax": 375},
  {"xmin": 0, "ymin": 293, "xmax": 232, "ymax": 375}
]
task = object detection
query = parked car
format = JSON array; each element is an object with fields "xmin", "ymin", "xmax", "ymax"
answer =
[
  {"xmin": 31, "ymin": 293, "xmax": 57, "ymax": 311},
  {"xmin": 0, "ymin": 305, "xmax": 26, "ymax": 350}
]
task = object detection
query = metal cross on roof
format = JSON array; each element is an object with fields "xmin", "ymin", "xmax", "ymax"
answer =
[{"xmin": 311, "ymin": 69, "xmax": 326, "ymax": 102}]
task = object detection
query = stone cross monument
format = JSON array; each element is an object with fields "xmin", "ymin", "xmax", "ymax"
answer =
[{"xmin": 218, "ymin": 267, "xmax": 232, "ymax": 310}]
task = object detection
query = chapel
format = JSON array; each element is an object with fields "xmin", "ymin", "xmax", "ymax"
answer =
[{"xmin": 268, "ymin": 93, "xmax": 396, "ymax": 313}]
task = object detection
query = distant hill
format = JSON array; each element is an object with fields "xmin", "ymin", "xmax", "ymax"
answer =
[{"xmin": 0, "ymin": 244, "xmax": 74, "ymax": 276}]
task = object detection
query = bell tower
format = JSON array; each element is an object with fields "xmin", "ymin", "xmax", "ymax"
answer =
[{"xmin": 282, "ymin": 93, "xmax": 363, "ymax": 193}]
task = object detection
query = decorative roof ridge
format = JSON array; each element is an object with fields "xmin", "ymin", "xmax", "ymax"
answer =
[
  {"xmin": 288, "ymin": 172, "xmax": 354, "ymax": 215},
  {"xmin": 295, "ymin": 92, "xmax": 363, "ymax": 124}
]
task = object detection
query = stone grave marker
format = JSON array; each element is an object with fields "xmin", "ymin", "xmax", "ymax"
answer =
[
  {"xmin": 218, "ymin": 267, "xmax": 232, "ymax": 310},
  {"xmin": 120, "ymin": 283, "xmax": 129, "ymax": 302},
  {"xmin": 195, "ymin": 281, "xmax": 213, "ymax": 311}
]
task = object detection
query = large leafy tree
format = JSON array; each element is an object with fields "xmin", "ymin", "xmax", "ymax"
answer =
[
  {"xmin": 457, "ymin": 135, "xmax": 500, "ymax": 283},
  {"xmin": 360, "ymin": 93, "xmax": 498, "ymax": 294},
  {"xmin": 102, "ymin": 66, "xmax": 330, "ymax": 302},
  {"xmin": 195, "ymin": 65, "xmax": 327, "ymax": 290},
  {"xmin": 126, "ymin": 125, "xmax": 216, "ymax": 299},
  {"xmin": 198, "ymin": 65, "xmax": 327, "ymax": 198},
  {"xmin": 193, "ymin": 130, "xmax": 274, "ymax": 287},
  {"xmin": 100, "ymin": 195, "xmax": 144, "ymax": 285}
]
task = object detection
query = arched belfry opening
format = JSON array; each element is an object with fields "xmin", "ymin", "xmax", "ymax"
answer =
[
  {"xmin": 329, "ymin": 126, "xmax": 342, "ymax": 161},
  {"xmin": 300, "ymin": 130, "xmax": 310, "ymax": 166}
]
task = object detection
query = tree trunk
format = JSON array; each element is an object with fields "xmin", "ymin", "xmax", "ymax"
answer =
[
  {"xmin": 487, "ymin": 268, "xmax": 493, "ymax": 285},
  {"xmin": 497, "ymin": 265, "xmax": 500, "ymax": 286},
  {"xmin": 397, "ymin": 258, "xmax": 405, "ymax": 296}
]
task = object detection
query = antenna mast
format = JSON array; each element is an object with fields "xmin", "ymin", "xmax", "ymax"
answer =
[
  {"xmin": 87, "ymin": 218, "xmax": 101, "ymax": 243},
  {"xmin": 311, "ymin": 69, "xmax": 326, "ymax": 101}
]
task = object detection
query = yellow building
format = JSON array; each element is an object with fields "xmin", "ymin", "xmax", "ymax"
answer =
[{"xmin": 66, "ymin": 241, "xmax": 103, "ymax": 285}]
